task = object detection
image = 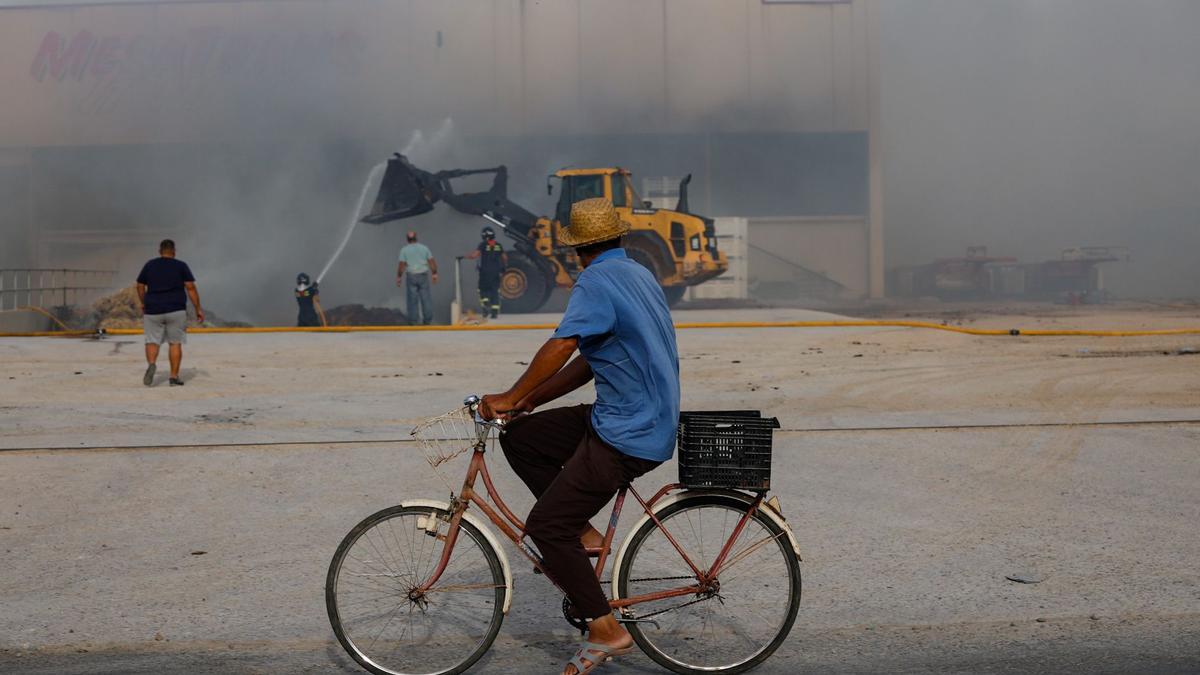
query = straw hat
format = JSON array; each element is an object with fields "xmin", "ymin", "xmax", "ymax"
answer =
[{"xmin": 560, "ymin": 198, "xmax": 632, "ymax": 247}]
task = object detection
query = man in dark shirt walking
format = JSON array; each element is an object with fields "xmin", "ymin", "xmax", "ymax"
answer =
[{"xmin": 136, "ymin": 239, "xmax": 204, "ymax": 386}]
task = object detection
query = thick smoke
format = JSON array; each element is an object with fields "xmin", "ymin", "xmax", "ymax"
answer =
[
  {"xmin": 882, "ymin": 0, "xmax": 1200, "ymax": 297},
  {"xmin": 4, "ymin": 0, "xmax": 1199, "ymax": 320},
  {"xmin": 4, "ymin": 0, "xmax": 872, "ymax": 324}
]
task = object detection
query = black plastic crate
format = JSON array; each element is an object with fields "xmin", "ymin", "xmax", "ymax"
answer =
[{"xmin": 677, "ymin": 411, "xmax": 780, "ymax": 491}]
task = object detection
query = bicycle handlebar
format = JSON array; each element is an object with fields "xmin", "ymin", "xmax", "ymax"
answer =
[{"xmin": 465, "ymin": 394, "xmax": 505, "ymax": 429}]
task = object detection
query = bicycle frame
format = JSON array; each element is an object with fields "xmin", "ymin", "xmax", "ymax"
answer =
[{"xmin": 414, "ymin": 443, "xmax": 765, "ymax": 612}]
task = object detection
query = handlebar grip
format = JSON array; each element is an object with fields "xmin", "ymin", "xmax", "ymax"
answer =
[{"xmin": 464, "ymin": 394, "xmax": 504, "ymax": 428}]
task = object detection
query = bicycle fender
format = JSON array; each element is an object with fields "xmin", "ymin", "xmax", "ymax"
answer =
[
  {"xmin": 400, "ymin": 498, "xmax": 514, "ymax": 614},
  {"xmin": 609, "ymin": 489, "xmax": 802, "ymax": 602}
]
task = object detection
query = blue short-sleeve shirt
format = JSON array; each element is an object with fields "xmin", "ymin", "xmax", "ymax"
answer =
[
  {"xmin": 398, "ymin": 243, "xmax": 434, "ymax": 274},
  {"xmin": 553, "ymin": 248, "xmax": 680, "ymax": 462}
]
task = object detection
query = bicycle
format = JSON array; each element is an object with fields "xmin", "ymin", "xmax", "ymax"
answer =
[{"xmin": 326, "ymin": 396, "xmax": 802, "ymax": 675}]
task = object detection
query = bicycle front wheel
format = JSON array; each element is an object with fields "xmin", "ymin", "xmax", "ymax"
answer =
[
  {"xmin": 326, "ymin": 505, "xmax": 505, "ymax": 675},
  {"xmin": 615, "ymin": 494, "xmax": 801, "ymax": 674}
]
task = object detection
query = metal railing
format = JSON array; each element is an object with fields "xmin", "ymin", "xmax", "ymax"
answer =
[{"xmin": 0, "ymin": 268, "xmax": 118, "ymax": 312}]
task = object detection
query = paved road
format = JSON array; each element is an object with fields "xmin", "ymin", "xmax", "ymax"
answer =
[
  {"xmin": 3, "ymin": 614, "xmax": 1199, "ymax": 673},
  {"xmin": 2, "ymin": 422, "xmax": 1197, "ymax": 674},
  {"xmin": 2, "ymin": 309, "xmax": 1198, "ymax": 673}
]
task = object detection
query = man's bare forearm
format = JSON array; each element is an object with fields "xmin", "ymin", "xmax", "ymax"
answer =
[
  {"xmin": 499, "ymin": 337, "xmax": 577, "ymax": 404},
  {"xmin": 523, "ymin": 355, "xmax": 593, "ymax": 408},
  {"xmin": 186, "ymin": 287, "xmax": 202, "ymax": 313},
  {"xmin": 136, "ymin": 284, "xmax": 147, "ymax": 307}
]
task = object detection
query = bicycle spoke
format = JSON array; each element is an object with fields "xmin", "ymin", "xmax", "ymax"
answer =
[
  {"xmin": 346, "ymin": 552, "xmax": 400, "ymax": 580},
  {"xmin": 387, "ymin": 518, "xmax": 413, "ymax": 586},
  {"xmin": 715, "ymin": 531, "xmax": 787, "ymax": 578},
  {"xmin": 338, "ymin": 577, "xmax": 406, "ymax": 597},
  {"xmin": 338, "ymin": 593, "xmax": 405, "ymax": 611},
  {"xmin": 366, "ymin": 599, "xmax": 407, "ymax": 651},
  {"xmin": 342, "ymin": 604, "xmax": 405, "ymax": 626},
  {"xmin": 426, "ymin": 582, "xmax": 504, "ymax": 594},
  {"xmin": 685, "ymin": 510, "xmax": 703, "ymax": 569},
  {"xmin": 360, "ymin": 532, "xmax": 399, "ymax": 579}
]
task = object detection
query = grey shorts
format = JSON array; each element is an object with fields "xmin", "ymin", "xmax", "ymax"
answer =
[{"xmin": 143, "ymin": 310, "xmax": 188, "ymax": 345}]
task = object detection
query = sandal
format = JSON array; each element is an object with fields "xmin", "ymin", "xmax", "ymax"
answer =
[{"xmin": 565, "ymin": 640, "xmax": 633, "ymax": 675}]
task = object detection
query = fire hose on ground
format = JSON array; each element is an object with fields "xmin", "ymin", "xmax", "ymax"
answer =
[{"xmin": 2, "ymin": 315, "xmax": 1199, "ymax": 338}]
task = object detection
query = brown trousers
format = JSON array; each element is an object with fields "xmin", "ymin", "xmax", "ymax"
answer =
[{"xmin": 499, "ymin": 404, "xmax": 661, "ymax": 619}]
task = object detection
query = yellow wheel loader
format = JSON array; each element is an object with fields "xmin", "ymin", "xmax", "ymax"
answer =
[{"xmin": 361, "ymin": 154, "xmax": 727, "ymax": 312}]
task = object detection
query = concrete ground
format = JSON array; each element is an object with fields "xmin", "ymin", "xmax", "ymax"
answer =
[{"xmin": 1, "ymin": 305, "xmax": 1199, "ymax": 673}]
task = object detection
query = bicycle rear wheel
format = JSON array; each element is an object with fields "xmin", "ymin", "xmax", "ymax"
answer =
[
  {"xmin": 615, "ymin": 494, "xmax": 801, "ymax": 674},
  {"xmin": 326, "ymin": 505, "xmax": 505, "ymax": 675}
]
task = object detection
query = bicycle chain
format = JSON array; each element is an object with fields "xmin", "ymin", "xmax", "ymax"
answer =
[
  {"xmin": 633, "ymin": 593, "xmax": 724, "ymax": 621},
  {"xmin": 601, "ymin": 576, "xmax": 720, "ymax": 622},
  {"xmin": 599, "ymin": 575, "xmax": 693, "ymax": 585}
]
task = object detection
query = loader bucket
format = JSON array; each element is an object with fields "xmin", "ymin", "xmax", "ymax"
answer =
[{"xmin": 360, "ymin": 156, "xmax": 439, "ymax": 224}]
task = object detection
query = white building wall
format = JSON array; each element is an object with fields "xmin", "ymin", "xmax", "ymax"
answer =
[{"xmin": 0, "ymin": 0, "xmax": 873, "ymax": 148}]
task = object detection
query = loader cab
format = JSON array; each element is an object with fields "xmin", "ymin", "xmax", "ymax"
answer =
[
  {"xmin": 551, "ymin": 169, "xmax": 639, "ymax": 226},
  {"xmin": 610, "ymin": 173, "xmax": 637, "ymax": 208}
]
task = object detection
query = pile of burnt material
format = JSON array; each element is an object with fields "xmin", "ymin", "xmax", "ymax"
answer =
[
  {"xmin": 888, "ymin": 246, "xmax": 1129, "ymax": 303},
  {"xmin": 90, "ymin": 287, "xmax": 143, "ymax": 329},
  {"xmin": 325, "ymin": 304, "xmax": 409, "ymax": 326},
  {"xmin": 85, "ymin": 287, "xmax": 248, "ymax": 329}
]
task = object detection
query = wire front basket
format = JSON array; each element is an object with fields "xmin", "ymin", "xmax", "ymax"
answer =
[{"xmin": 410, "ymin": 405, "xmax": 491, "ymax": 471}]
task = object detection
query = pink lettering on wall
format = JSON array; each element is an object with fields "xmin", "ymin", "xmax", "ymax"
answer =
[
  {"xmin": 29, "ymin": 27, "xmax": 365, "ymax": 85},
  {"xmin": 89, "ymin": 35, "xmax": 124, "ymax": 79},
  {"xmin": 31, "ymin": 30, "xmax": 97, "ymax": 82}
]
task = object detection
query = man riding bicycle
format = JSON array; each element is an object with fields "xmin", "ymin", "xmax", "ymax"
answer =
[{"xmin": 481, "ymin": 197, "xmax": 680, "ymax": 675}]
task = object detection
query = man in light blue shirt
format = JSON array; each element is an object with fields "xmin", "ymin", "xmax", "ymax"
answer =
[
  {"xmin": 396, "ymin": 230, "xmax": 438, "ymax": 325},
  {"xmin": 482, "ymin": 198, "xmax": 679, "ymax": 675}
]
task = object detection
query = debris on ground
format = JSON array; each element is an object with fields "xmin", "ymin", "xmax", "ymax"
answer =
[
  {"xmin": 324, "ymin": 304, "xmax": 409, "ymax": 326},
  {"xmin": 84, "ymin": 287, "xmax": 250, "ymax": 329},
  {"xmin": 1065, "ymin": 347, "xmax": 1200, "ymax": 358},
  {"xmin": 1006, "ymin": 573, "xmax": 1044, "ymax": 584},
  {"xmin": 90, "ymin": 287, "xmax": 142, "ymax": 329},
  {"xmin": 457, "ymin": 309, "xmax": 484, "ymax": 326},
  {"xmin": 196, "ymin": 309, "xmax": 251, "ymax": 328}
]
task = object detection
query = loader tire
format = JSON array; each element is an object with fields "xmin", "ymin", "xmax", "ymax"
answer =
[
  {"xmin": 625, "ymin": 237, "xmax": 686, "ymax": 307},
  {"xmin": 662, "ymin": 284, "xmax": 687, "ymax": 307},
  {"xmin": 500, "ymin": 253, "xmax": 553, "ymax": 314},
  {"xmin": 624, "ymin": 239, "xmax": 666, "ymax": 280}
]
